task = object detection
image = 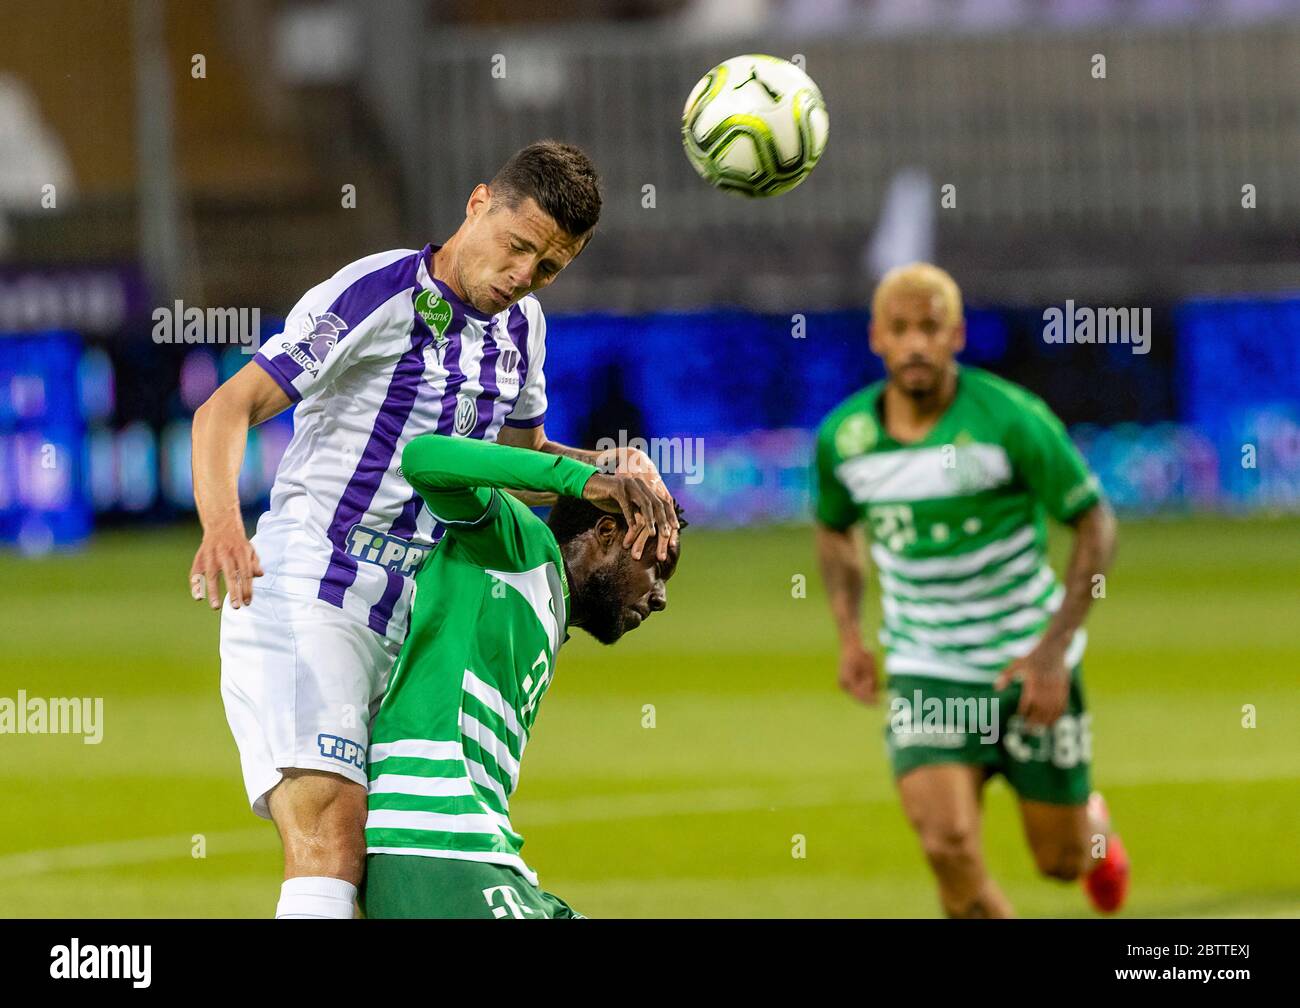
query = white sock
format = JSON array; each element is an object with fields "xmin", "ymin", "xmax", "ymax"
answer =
[{"xmin": 275, "ymin": 876, "xmax": 357, "ymax": 919}]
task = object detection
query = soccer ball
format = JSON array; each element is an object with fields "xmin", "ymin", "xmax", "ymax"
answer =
[{"xmin": 681, "ymin": 54, "xmax": 829, "ymax": 198}]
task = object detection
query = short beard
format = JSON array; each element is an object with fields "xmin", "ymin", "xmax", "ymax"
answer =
[
  {"xmin": 896, "ymin": 362, "xmax": 946, "ymax": 400},
  {"xmin": 571, "ymin": 559, "xmax": 628, "ymax": 645}
]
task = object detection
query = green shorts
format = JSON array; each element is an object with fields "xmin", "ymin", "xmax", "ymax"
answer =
[
  {"xmin": 362, "ymin": 853, "xmax": 584, "ymax": 919},
  {"xmin": 884, "ymin": 670, "xmax": 1092, "ymax": 805}
]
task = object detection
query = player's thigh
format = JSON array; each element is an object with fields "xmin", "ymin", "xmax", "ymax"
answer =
[
  {"xmin": 220, "ymin": 589, "xmax": 399, "ymax": 816},
  {"xmin": 887, "ymin": 675, "xmax": 996, "ymax": 849},
  {"xmin": 998, "ymin": 671, "xmax": 1092, "ymax": 807},
  {"xmin": 364, "ymin": 855, "xmax": 558, "ymax": 919},
  {"xmin": 896, "ymin": 762, "xmax": 988, "ymax": 863},
  {"xmin": 885, "ymin": 675, "xmax": 1001, "ymax": 788},
  {"xmin": 1018, "ymin": 798, "xmax": 1089, "ymax": 880}
]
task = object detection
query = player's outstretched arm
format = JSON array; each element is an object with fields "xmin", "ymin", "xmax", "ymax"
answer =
[
  {"xmin": 402, "ymin": 435, "xmax": 672, "ymax": 554},
  {"xmin": 189, "ymin": 362, "xmax": 292, "ymax": 610},
  {"xmin": 497, "ymin": 422, "xmax": 679, "ymax": 559}
]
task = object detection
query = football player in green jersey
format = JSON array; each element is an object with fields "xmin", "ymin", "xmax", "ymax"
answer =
[
  {"xmin": 813, "ymin": 263, "xmax": 1129, "ymax": 917},
  {"xmin": 361, "ymin": 435, "xmax": 681, "ymax": 918}
]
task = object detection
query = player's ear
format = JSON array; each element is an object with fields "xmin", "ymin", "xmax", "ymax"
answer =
[
  {"xmin": 570, "ymin": 229, "xmax": 596, "ymax": 261},
  {"xmin": 593, "ymin": 515, "xmax": 622, "ymax": 551},
  {"xmin": 466, "ymin": 183, "xmax": 492, "ymax": 218},
  {"xmin": 950, "ymin": 318, "xmax": 966, "ymax": 355}
]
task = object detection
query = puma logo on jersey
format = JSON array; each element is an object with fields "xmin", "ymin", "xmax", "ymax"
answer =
[{"xmin": 423, "ymin": 338, "xmax": 450, "ymax": 371}]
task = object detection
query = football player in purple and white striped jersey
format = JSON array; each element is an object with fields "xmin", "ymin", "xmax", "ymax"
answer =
[{"xmin": 189, "ymin": 141, "xmax": 678, "ymax": 919}]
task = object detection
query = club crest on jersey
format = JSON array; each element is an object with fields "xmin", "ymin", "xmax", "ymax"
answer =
[
  {"xmin": 497, "ymin": 345, "xmax": 521, "ymax": 388},
  {"xmin": 289, "ymin": 311, "xmax": 347, "ymax": 373},
  {"xmin": 416, "ymin": 289, "xmax": 453, "ymax": 361},
  {"xmin": 949, "ymin": 444, "xmax": 1005, "ymax": 494},
  {"xmin": 454, "ymin": 395, "xmax": 477, "ymax": 435},
  {"xmin": 835, "ymin": 412, "xmax": 878, "ymax": 457}
]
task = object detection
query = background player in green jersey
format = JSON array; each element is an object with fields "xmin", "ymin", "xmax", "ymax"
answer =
[
  {"xmin": 813, "ymin": 263, "xmax": 1130, "ymax": 918},
  {"xmin": 361, "ymin": 435, "xmax": 681, "ymax": 918}
]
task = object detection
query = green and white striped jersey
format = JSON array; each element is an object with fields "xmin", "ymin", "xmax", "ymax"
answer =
[
  {"xmin": 813, "ymin": 367, "xmax": 1103, "ymax": 685},
  {"xmin": 364, "ymin": 436, "xmax": 596, "ymax": 884}
]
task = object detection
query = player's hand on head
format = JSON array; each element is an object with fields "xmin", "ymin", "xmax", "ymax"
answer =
[
  {"xmin": 600, "ymin": 445, "xmax": 680, "ymax": 555},
  {"xmin": 629, "ymin": 513, "xmax": 658, "ymax": 560},
  {"xmin": 623, "ymin": 475, "xmax": 674, "ymax": 561},
  {"xmin": 190, "ymin": 522, "xmax": 264, "ymax": 611},
  {"xmin": 838, "ymin": 643, "xmax": 878, "ymax": 705},
  {"xmin": 581, "ymin": 472, "xmax": 671, "ymax": 561}
]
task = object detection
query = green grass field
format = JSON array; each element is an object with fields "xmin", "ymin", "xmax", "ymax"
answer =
[{"xmin": 1, "ymin": 516, "xmax": 1297, "ymax": 918}]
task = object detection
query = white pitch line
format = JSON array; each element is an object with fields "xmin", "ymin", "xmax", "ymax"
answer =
[
  {"xmin": 0, "ymin": 828, "xmax": 271, "ymax": 881},
  {"xmin": 0, "ymin": 782, "xmax": 867, "ymax": 880},
  {"xmin": 2, "ymin": 762, "xmax": 1296, "ymax": 880}
]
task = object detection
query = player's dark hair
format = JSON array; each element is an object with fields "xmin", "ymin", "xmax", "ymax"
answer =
[
  {"xmin": 490, "ymin": 141, "xmax": 602, "ymax": 238},
  {"xmin": 548, "ymin": 496, "xmax": 687, "ymax": 547}
]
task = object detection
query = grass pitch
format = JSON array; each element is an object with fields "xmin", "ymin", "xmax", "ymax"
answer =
[{"xmin": 1, "ymin": 516, "xmax": 1297, "ymax": 917}]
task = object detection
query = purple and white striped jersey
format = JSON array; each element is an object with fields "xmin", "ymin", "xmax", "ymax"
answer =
[{"xmin": 249, "ymin": 244, "xmax": 549, "ymax": 643}]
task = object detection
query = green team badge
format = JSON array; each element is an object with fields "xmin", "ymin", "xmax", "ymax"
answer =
[
  {"xmin": 416, "ymin": 289, "xmax": 454, "ymax": 355},
  {"xmin": 835, "ymin": 411, "xmax": 878, "ymax": 458}
]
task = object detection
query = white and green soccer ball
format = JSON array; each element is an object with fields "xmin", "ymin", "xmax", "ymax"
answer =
[{"xmin": 681, "ymin": 54, "xmax": 829, "ymax": 198}]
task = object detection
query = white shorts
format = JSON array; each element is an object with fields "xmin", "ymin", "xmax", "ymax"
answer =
[{"xmin": 219, "ymin": 587, "xmax": 403, "ymax": 819}]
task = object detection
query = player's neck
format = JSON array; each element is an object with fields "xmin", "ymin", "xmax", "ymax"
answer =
[
  {"xmin": 561, "ymin": 555, "xmax": 586, "ymax": 628},
  {"xmin": 883, "ymin": 366, "xmax": 958, "ymax": 440},
  {"xmin": 430, "ymin": 240, "xmax": 471, "ymax": 304}
]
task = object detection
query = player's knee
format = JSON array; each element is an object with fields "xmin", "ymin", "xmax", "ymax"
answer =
[{"xmin": 919, "ymin": 825, "xmax": 980, "ymax": 880}]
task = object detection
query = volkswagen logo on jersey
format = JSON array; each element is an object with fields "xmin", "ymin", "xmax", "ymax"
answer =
[{"xmin": 454, "ymin": 394, "xmax": 477, "ymax": 435}]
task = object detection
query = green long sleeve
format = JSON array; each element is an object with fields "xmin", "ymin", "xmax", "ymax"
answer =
[{"xmin": 400, "ymin": 434, "xmax": 598, "ymax": 523}]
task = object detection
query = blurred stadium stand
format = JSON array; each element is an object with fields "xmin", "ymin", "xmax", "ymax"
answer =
[
  {"xmin": 0, "ymin": 0, "xmax": 1298, "ymax": 548},
  {"xmin": 0, "ymin": 1, "xmax": 1295, "ymax": 312},
  {"xmin": 1, "ymin": 0, "xmax": 402, "ymax": 310},
  {"xmin": 392, "ymin": 13, "xmax": 1300, "ymax": 312}
]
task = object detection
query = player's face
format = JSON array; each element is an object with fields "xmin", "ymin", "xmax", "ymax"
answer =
[
  {"xmin": 455, "ymin": 186, "xmax": 589, "ymax": 314},
  {"xmin": 579, "ymin": 533, "xmax": 678, "ymax": 645},
  {"xmin": 870, "ymin": 291, "xmax": 965, "ymax": 397}
]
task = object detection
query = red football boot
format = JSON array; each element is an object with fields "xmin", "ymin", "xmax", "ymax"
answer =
[{"xmin": 1083, "ymin": 791, "xmax": 1130, "ymax": 914}]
